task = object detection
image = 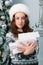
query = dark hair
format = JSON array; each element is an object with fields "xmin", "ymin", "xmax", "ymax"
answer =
[{"xmin": 10, "ymin": 14, "xmax": 33, "ymax": 38}]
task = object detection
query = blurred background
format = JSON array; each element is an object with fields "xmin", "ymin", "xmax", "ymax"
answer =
[{"xmin": 0, "ymin": 0, "xmax": 43, "ymax": 65}]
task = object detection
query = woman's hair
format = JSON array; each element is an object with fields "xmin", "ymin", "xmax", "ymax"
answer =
[{"xmin": 10, "ymin": 14, "xmax": 33, "ymax": 38}]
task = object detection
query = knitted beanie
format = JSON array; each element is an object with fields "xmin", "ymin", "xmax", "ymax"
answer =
[{"xmin": 9, "ymin": 3, "xmax": 29, "ymax": 21}]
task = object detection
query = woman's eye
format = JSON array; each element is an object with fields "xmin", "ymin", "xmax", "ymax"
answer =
[
  {"xmin": 22, "ymin": 17, "xmax": 25, "ymax": 20},
  {"xmin": 16, "ymin": 17, "xmax": 19, "ymax": 20},
  {"xmin": 15, "ymin": 17, "xmax": 25, "ymax": 20}
]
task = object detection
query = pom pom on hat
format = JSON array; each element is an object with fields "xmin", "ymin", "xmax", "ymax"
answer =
[{"xmin": 9, "ymin": 3, "xmax": 30, "ymax": 21}]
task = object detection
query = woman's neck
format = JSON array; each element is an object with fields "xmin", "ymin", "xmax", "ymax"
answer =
[{"xmin": 17, "ymin": 28, "xmax": 23, "ymax": 32}]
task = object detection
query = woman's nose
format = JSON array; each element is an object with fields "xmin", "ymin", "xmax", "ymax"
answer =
[{"xmin": 19, "ymin": 18, "xmax": 22, "ymax": 22}]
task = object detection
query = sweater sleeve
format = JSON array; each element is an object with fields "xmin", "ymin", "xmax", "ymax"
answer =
[
  {"xmin": 36, "ymin": 39, "xmax": 39, "ymax": 55},
  {"xmin": 6, "ymin": 32, "xmax": 15, "ymax": 45},
  {"xmin": 33, "ymin": 30, "xmax": 39, "ymax": 56}
]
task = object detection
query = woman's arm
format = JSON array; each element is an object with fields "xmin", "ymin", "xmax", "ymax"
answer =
[
  {"xmin": 6, "ymin": 32, "xmax": 15, "ymax": 45},
  {"xmin": 23, "ymin": 40, "xmax": 37, "ymax": 55},
  {"xmin": 17, "ymin": 40, "xmax": 38, "ymax": 55}
]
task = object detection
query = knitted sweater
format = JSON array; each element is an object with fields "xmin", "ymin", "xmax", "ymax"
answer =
[{"xmin": 6, "ymin": 32, "xmax": 39, "ymax": 65}]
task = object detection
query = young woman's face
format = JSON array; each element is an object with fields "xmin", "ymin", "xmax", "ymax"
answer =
[{"xmin": 15, "ymin": 12, "xmax": 25, "ymax": 29}]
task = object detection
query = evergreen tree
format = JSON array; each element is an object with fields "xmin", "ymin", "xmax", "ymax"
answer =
[{"xmin": 0, "ymin": 0, "xmax": 12, "ymax": 65}]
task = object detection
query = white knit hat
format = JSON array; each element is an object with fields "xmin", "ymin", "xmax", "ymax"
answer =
[{"xmin": 9, "ymin": 3, "xmax": 29, "ymax": 21}]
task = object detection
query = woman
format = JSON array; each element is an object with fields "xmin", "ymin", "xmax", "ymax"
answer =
[{"xmin": 6, "ymin": 3, "xmax": 39, "ymax": 65}]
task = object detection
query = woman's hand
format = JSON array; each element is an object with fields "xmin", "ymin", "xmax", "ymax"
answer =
[
  {"xmin": 16, "ymin": 41, "xmax": 37, "ymax": 55},
  {"xmin": 16, "ymin": 42, "xmax": 30, "ymax": 53},
  {"xmin": 23, "ymin": 40, "xmax": 37, "ymax": 55},
  {"xmin": 16, "ymin": 42, "xmax": 26, "ymax": 53}
]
